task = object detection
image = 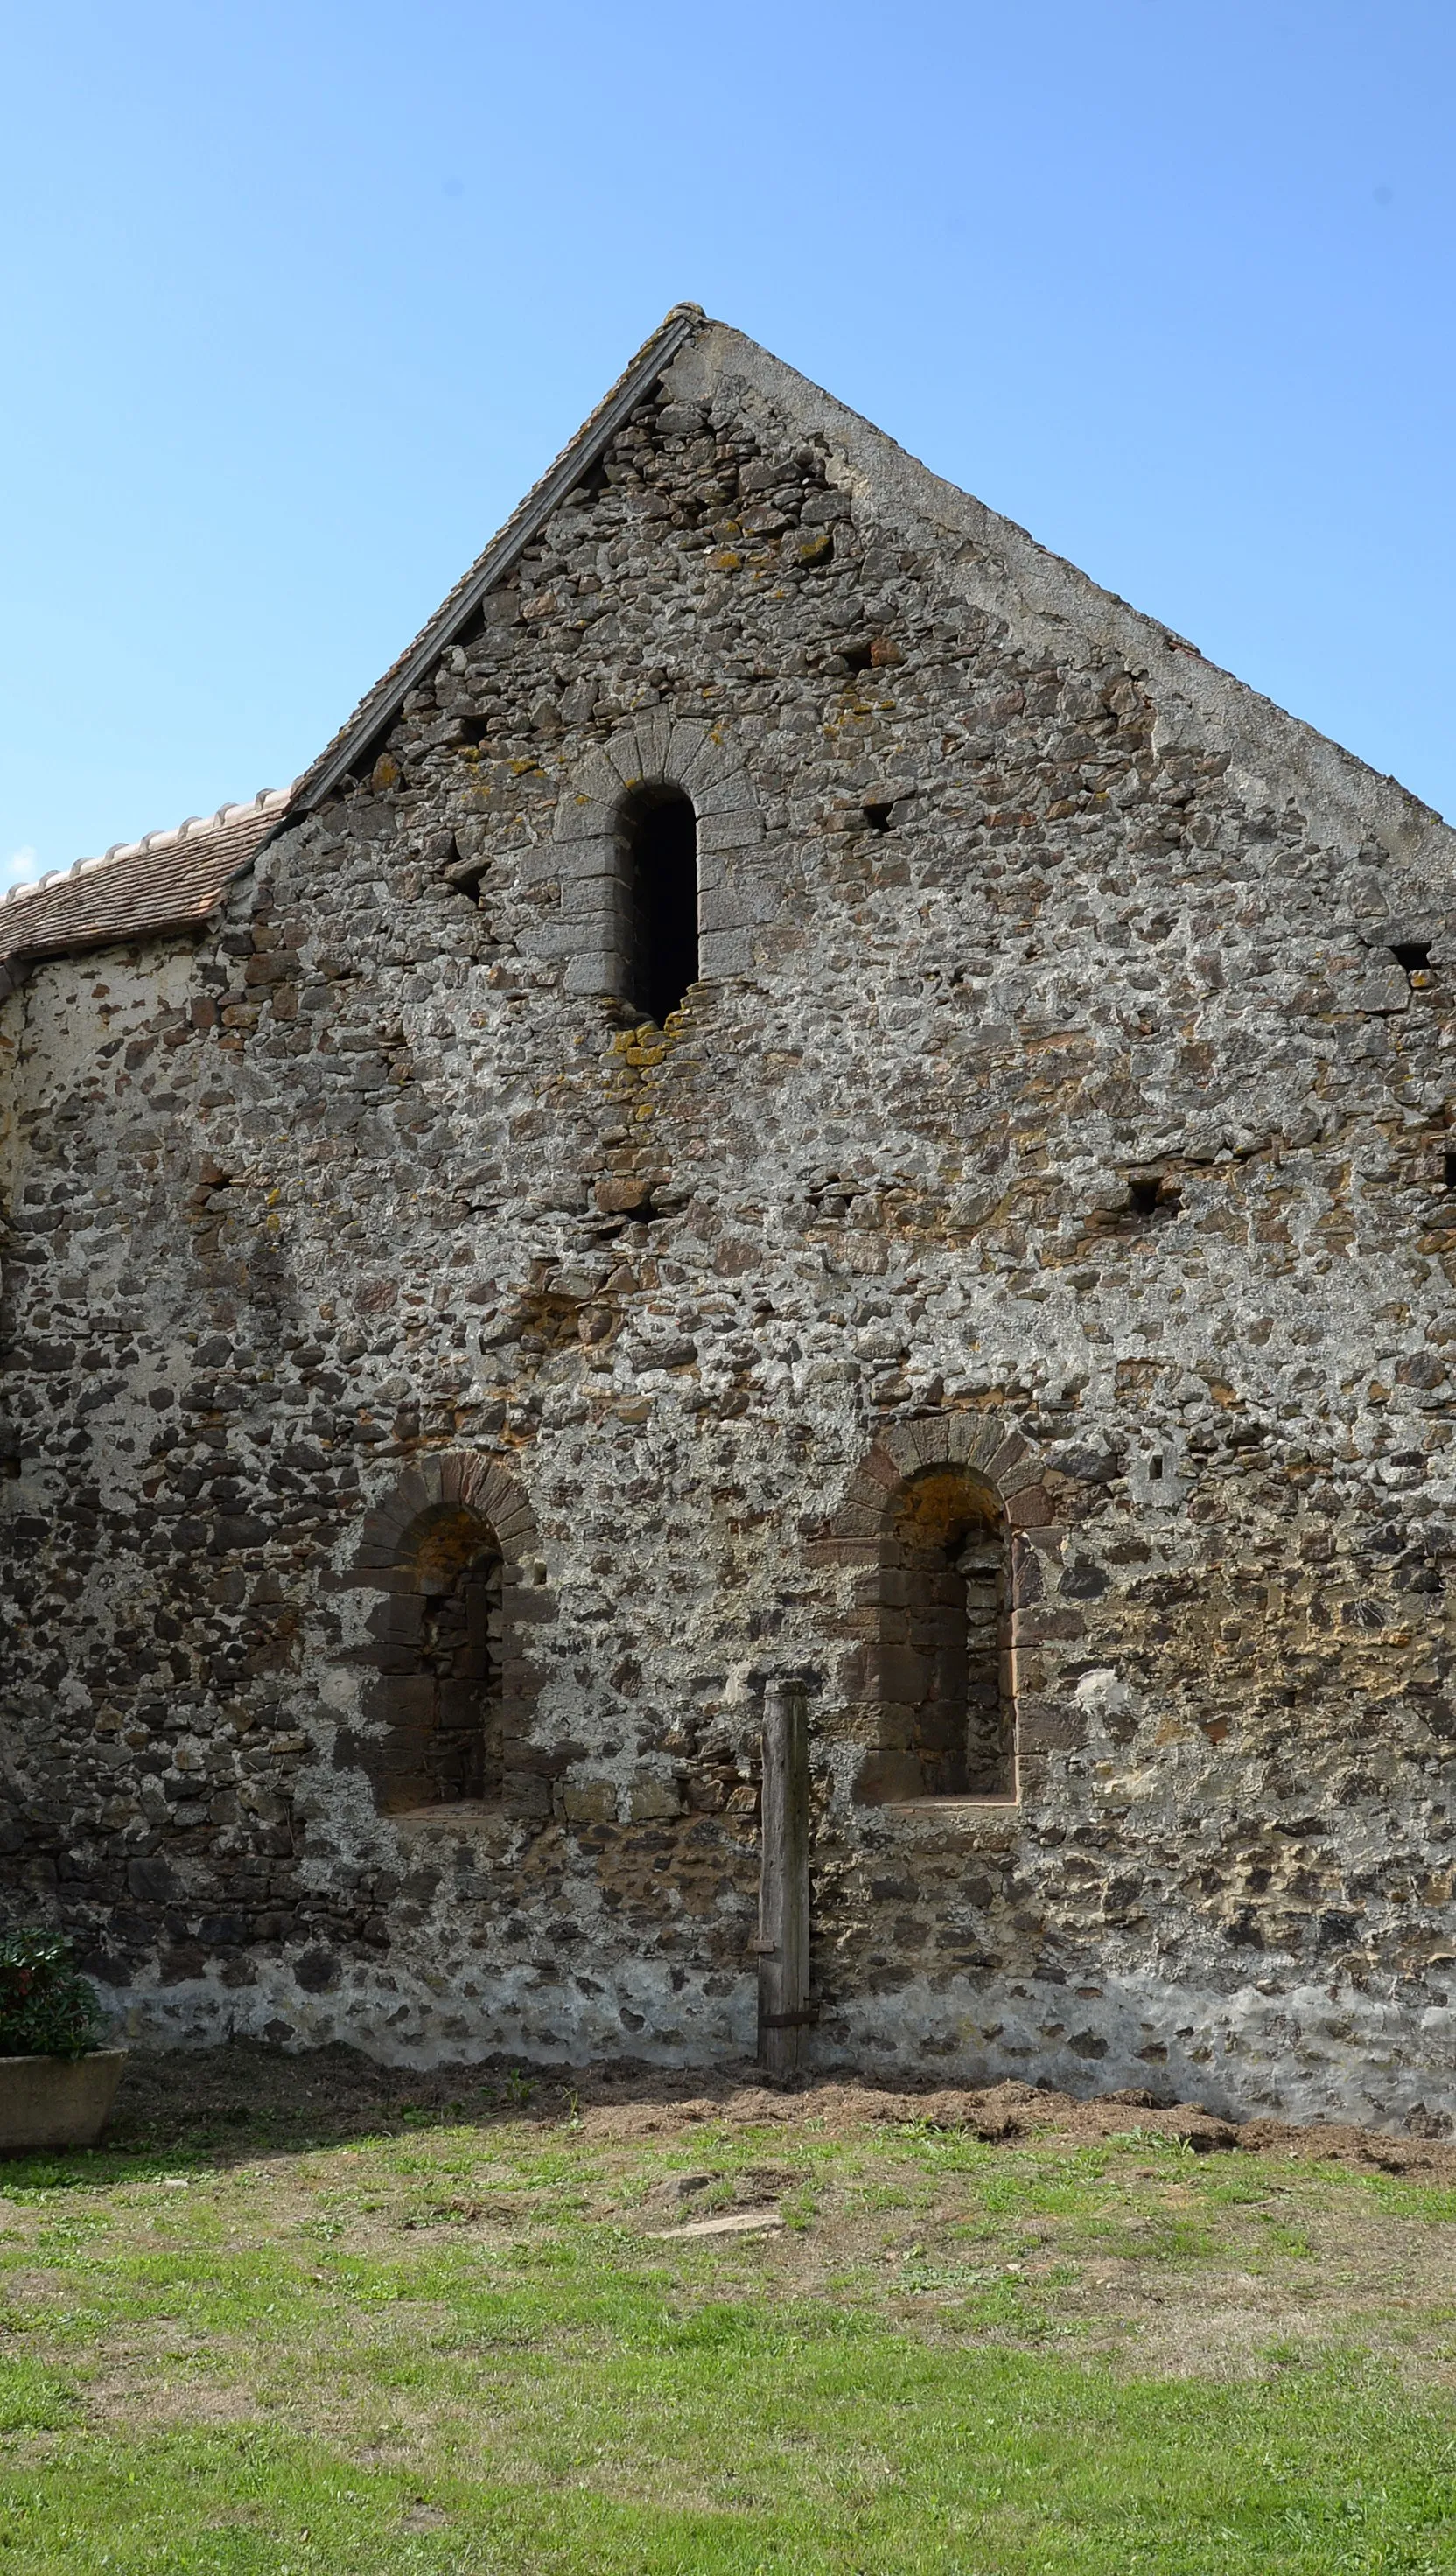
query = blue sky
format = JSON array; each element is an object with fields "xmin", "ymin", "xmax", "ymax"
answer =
[{"xmin": 4, "ymin": 1, "xmax": 1453, "ymax": 891}]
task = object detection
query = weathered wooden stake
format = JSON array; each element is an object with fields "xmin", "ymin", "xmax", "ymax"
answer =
[{"xmin": 757, "ymin": 1676, "xmax": 810, "ymax": 2080}]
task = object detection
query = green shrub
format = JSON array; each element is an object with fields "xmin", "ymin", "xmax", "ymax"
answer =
[{"xmin": 0, "ymin": 1931, "xmax": 106, "ymax": 2060}]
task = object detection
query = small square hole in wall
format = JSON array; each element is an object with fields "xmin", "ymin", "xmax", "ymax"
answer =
[
  {"xmin": 1392, "ymin": 942, "xmax": 1432, "ymax": 976},
  {"xmin": 839, "ymin": 640, "xmax": 876, "ymax": 672},
  {"xmin": 1128, "ymin": 1177, "xmax": 1164, "ymax": 1217},
  {"xmin": 864, "ymin": 802, "xmax": 894, "ymax": 834},
  {"xmin": 441, "ymin": 835, "xmax": 488, "ymax": 901},
  {"xmin": 1444, "ymin": 1150, "xmax": 1456, "ymax": 1190}
]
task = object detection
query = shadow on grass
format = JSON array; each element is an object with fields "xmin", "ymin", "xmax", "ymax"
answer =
[{"xmin": 0, "ymin": 2041, "xmax": 595, "ymax": 2192}]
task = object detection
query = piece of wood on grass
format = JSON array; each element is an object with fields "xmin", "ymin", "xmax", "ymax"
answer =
[{"xmin": 653, "ymin": 2208, "xmax": 785, "ymax": 2240}]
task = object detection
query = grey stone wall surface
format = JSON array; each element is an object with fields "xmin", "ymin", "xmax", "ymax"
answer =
[{"xmin": 4, "ymin": 313, "xmax": 1456, "ymax": 2128}]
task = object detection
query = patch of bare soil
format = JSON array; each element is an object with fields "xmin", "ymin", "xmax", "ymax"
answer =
[{"xmin": 105, "ymin": 2045, "xmax": 1456, "ymax": 2182}]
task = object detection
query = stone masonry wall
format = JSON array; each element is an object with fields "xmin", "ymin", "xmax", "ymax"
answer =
[{"xmin": 4, "ymin": 318, "xmax": 1456, "ymax": 2126}]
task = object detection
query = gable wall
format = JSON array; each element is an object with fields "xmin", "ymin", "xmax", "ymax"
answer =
[{"xmin": 4, "ymin": 346, "xmax": 1456, "ymax": 2124}]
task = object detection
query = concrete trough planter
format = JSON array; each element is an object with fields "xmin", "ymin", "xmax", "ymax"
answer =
[{"xmin": 0, "ymin": 2051, "xmax": 126, "ymax": 2153}]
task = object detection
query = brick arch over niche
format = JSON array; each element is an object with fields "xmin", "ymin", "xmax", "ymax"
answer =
[
  {"xmin": 825, "ymin": 1413, "xmax": 1063, "ymax": 1809},
  {"xmin": 549, "ymin": 713, "xmax": 766, "ymax": 1000},
  {"xmin": 345, "ymin": 1452, "xmax": 546, "ymax": 1820}
]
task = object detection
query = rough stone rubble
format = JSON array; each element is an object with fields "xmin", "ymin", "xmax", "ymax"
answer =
[{"xmin": 3, "ymin": 308, "xmax": 1456, "ymax": 2132}]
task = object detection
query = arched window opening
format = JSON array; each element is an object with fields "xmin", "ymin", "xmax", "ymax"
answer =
[
  {"xmin": 867, "ymin": 1466, "xmax": 1014, "ymax": 1802},
  {"xmin": 620, "ymin": 784, "xmax": 698, "ymax": 1025},
  {"xmin": 374, "ymin": 1505, "xmax": 503, "ymax": 1813}
]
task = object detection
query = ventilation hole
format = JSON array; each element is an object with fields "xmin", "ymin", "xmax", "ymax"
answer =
[
  {"xmin": 840, "ymin": 640, "xmax": 876, "ymax": 672},
  {"xmin": 566, "ymin": 457, "xmax": 611, "ymax": 502},
  {"xmin": 457, "ymin": 715, "xmax": 491, "ymax": 747},
  {"xmin": 1392, "ymin": 942, "xmax": 1432, "ymax": 974},
  {"xmin": 1149, "ymin": 1455, "xmax": 1164, "ymax": 1482},
  {"xmin": 1128, "ymin": 1178, "xmax": 1163, "ymax": 1217},
  {"xmin": 1444, "ymin": 1151, "xmax": 1456, "ymax": 1190},
  {"xmin": 864, "ymin": 802, "xmax": 894, "ymax": 835}
]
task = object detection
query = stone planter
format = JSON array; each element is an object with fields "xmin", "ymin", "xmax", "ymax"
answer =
[{"xmin": 0, "ymin": 2051, "xmax": 125, "ymax": 2152}]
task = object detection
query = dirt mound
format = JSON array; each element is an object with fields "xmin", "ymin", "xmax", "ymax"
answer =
[{"xmin": 100, "ymin": 2043, "xmax": 1456, "ymax": 2181}]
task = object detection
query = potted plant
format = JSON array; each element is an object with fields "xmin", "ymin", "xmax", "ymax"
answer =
[{"xmin": 0, "ymin": 1931, "xmax": 123, "ymax": 2152}]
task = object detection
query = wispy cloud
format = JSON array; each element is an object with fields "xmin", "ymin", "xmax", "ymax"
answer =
[{"xmin": 4, "ymin": 847, "xmax": 37, "ymax": 893}]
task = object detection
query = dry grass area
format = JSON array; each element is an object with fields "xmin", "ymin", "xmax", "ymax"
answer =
[{"xmin": 0, "ymin": 2047, "xmax": 1450, "ymax": 2571}]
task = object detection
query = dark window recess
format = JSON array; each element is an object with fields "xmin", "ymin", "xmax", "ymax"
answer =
[
  {"xmin": 840, "ymin": 639, "xmax": 876, "ymax": 672},
  {"xmin": 1444, "ymin": 1150, "xmax": 1456, "ymax": 1191},
  {"xmin": 1392, "ymin": 942, "xmax": 1432, "ymax": 976},
  {"xmin": 863, "ymin": 802, "xmax": 895, "ymax": 835},
  {"xmin": 457, "ymin": 715, "xmax": 491, "ymax": 748},
  {"xmin": 621, "ymin": 786, "xmax": 698, "ymax": 1025},
  {"xmin": 369, "ymin": 1506, "xmax": 503, "ymax": 1814},
  {"xmin": 1149, "ymin": 1453, "xmax": 1165, "ymax": 1481},
  {"xmin": 1128, "ymin": 1177, "xmax": 1164, "ymax": 1217},
  {"xmin": 859, "ymin": 1466, "xmax": 1015, "ymax": 1803}
]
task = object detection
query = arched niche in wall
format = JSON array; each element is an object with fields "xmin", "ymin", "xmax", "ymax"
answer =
[
  {"xmin": 619, "ymin": 780, "xmax": 699, "ymax": 1023},
  {"xmin": 823, "ymin": 1412, "xmax": 1064, "ymax": 1809},
  {"xmin": 542, "ymin": 713, "xmax": 766, "ymax": 1006},
  {"xmin": 875, "ymin": 1464, "xmax": 1012, "ymax": 1800},
  {"xmin": 344, "ymin": 1452, "xmax": 547, "ymax": 1820}
]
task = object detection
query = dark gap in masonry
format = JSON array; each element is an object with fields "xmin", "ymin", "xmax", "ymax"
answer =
[
  {"xmin": 1392, "ymin": 942, "xmax": 1432, "ymax": 976},
  {"xmin": 623, "ymin": 787, "xmax": 698, "ymax": 1026},
  {"xmin": 1128, "ymin": 1178, "xmax": 1164, "ymax": 1217},
  {"xmin": 1444, "ymin": 1150, "xmax": 1456, "ymax": 1191},
  {"xmin": 445, "ymin": 844, "xmax": 490, "ymax": 905},
  {"xmin": 864, "ymin": 802, "xmax": 894, "ymax": 835},
  {"xmin": 840, "ymin": 640, "xmax": 876, "ymax": 672}
]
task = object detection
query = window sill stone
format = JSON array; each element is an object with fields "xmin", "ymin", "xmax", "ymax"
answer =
[
  {"xmin": 878, "ymin": 1795, "xmax": 1019, "ymax": 1815},
  {"xmin": 387, "ymin": 1801, "xmax": 508, "ymax": 1837}
]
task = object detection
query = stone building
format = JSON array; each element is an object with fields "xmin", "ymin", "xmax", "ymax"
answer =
[{"xmin": 4, "ymin": 303, "xmax": 1455, "ymax": 2128}]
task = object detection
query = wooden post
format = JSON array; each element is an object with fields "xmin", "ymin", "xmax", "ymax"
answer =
[{"xmin": 757, "ymin": 1676, "xmax": 810, "ymax": 2080}]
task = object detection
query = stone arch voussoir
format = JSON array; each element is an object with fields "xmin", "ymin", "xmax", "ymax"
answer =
[
  {"xmin": 550, "ymin": 718, "xmax": 766, "ymax": 995},
  {"xmin": 825, "ymin": 1412, "xmax": 1071, "ymax": 1797},
  {"xmin": 345, "ymin": 1452, "xmax": 547, "ymax": 1819}
]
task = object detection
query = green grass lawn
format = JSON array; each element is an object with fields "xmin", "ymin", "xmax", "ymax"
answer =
[{"xmin": 0, "ymin": 2055, "xmax": 1452, "ymax": 2572}]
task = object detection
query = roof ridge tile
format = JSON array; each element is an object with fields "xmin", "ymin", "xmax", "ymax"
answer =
[{"xmin": 3, "ymin": 787, "xmax": 292, "ymax": 913}]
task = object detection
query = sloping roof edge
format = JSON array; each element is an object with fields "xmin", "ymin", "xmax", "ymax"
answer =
[
  {"xmin": 280, "ymin": 298, "xmax": 1453, "ymax": 878},
  {"xmin": 668, "ymin": 325, "xmax": 1453, "ymax": 872},
  {"xmin": 0, "ymin": 790, "xmax": 291, "ymax": 973},
  {"xmin": 286, "ymin": 302, "xmax": 707, "ymax": 818}
]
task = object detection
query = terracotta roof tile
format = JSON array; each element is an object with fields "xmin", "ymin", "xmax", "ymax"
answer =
[
  {"xmin": 0, "ymin": 790, "xmax": 290, "ymax": 971},
  {"xmin": 0, "ymin": 304, "xmax": 708, "ymax": 980}
]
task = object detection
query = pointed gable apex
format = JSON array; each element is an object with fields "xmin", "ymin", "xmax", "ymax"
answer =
[
  {"xmin": 289, "ymin": 303, "xmax": 707, "ymax": 815},
  {"xmin": 284, "ymin": 303, "xmax": 1451, "ymax": 878}
]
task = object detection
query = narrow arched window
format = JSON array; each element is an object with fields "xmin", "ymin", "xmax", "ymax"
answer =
[
  {"xmin": 864, "ymin": 1466, "xmax": 1015, "ymax": 1802},
  {"xmin": 371, "ymin": 1504, "xmax": 503, "ymax": 1812},
  {"xmin": 620, "ymin": 785, "xmax": 698, "ymax": 1024}
]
